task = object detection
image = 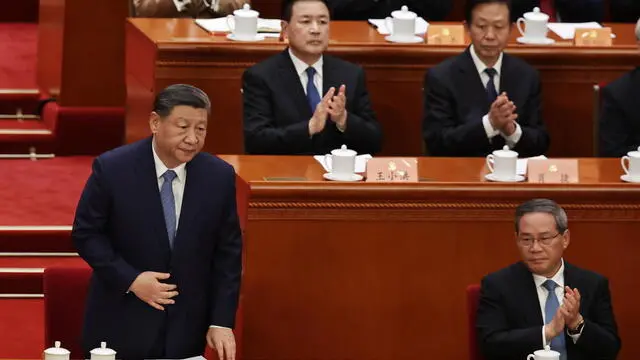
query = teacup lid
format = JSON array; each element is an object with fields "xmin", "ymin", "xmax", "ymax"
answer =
[
  {"xmin": 44, "ymin": 341, "xmax": 70, "ymax": 355},
  {"xmin": 535, "ymin": 345, "xmax": 561, "ymax": 356},
  {"xmin": 233, "ymin": 3, "xmax": 259, "ymax": 18},
  {"xmin": 524, "ymin": 7, "xmax": 549, "ymax": 21},
  {"xmin": 391, "ymin": 5, "xmax": 417, "ymax": 20},
  {"xmin": 90, "ymin": 342, "xmax": 116, "ymax": 356},
  {"xmin": 493, "ymin": 145, "xmax": 518, "ymax": 158},
  {"xmin": 331, "ymin": 144, "xmax": 357, "ymax": 156},
  {"xmin": 627, "ymin": 146, "xmax": 640, "ymax": 156}
]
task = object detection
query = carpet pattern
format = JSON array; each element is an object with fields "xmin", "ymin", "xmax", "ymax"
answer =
[{"xmin": 0, "ymin": 24, "xmax": 37, "ymax": 89}]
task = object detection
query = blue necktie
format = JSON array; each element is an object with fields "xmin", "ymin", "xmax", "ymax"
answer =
[
  {"xmin": 543, "ymin": 280, "xmax": 567, "ymax": 360},
  {"xmin": 160, "ymin": 170, "xmax": 177, "ymax": 249},
  {"xmin": 305, "ymin": 67, "xmax": 321, "ymax": 112},
  {"xmin": 485, "ymin": 68, "xmax": 498, "ymax": 104}
]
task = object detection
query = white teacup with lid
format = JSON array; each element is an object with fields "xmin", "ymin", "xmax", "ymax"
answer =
[
  {"xmin": 385, "ymin": 6, "xmax": 417, "ymax": 40},
  {"xmin": 527, "ymin": 345, "xmax": 560, "ymax": 360},
  {"xmin": 486, "ymin": 145, "xmax": 519, "ymax": 180},
  {"xmin": 226, "ymin": 4, "xmax": 261, "ymax": 41},
  {"xmin": 325, "ymin": 144, "xmax": 357, "ymax": 178},
  {"xmin": 517, "ymin": 7, "xmax": 550, "ymax": 41},
  {"xmin": 43, "ymin": 341, "xmax": 70, "ymax": 360},
  {"xmin": 621, "ymin": 146, "xmax": 640, "ymax": 179},
  {"xmin": 90, "ymin": 341, "xmax": 116, "ymax": 360}
]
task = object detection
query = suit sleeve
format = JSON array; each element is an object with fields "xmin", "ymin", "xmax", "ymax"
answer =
[
  {"xmin": 339, "ymin": 67, "xmax": 383, "ymax": 154},
  {"xmin": 72, "ymin": 158, "xmax": 140, "ymax": 294},
  {"xmin": 572, "ymin": 277, "xmax": 621, "ymax": 359},
  {"xmin": 422, "ymin": 68, "xmax": 490, "ymax": 156},
  {"xmin": 477, "ymin": 276, "xmax": 543, "ymax": 358},
  {"xmin": 511, "ymin": 70, "xmax": 550, "ymax": 157},
  {"xmin": 598, "ymin": 85, "xmax": 634, "ymax": 157},
  {"xmin": 210, "ymin": 170, "xmax": 243, "ymax": 328},
  {"xmin": 242, "ymin": 68, "xmax": 313, "ymax": 154}
]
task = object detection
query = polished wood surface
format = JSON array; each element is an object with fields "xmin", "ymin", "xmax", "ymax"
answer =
[
  {"xmin": 126, "ymin": 19, "xmax": 638, "ymax": 157},
  {"xmin": 217, "ymin": 155, "xmax": 640, "ymax": 360},
  {"xmin": 39, "ymin": 0, "xmax": 128, "ymax": 106}
]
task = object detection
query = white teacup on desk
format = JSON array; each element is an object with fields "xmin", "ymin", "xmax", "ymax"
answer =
[
  {"xmin": 226, "ymin": 4, "xmax": 262, "ymax": 41},
  {"xmin": 516, "ymin": 7, "xmax": 554, "ymax": 44},
  {"xmin": 621, "ymin": 146, "xmax": 640, "ymax": 182},
  {"xmin": 43, "ymin": 341, "xmax": 70, "ymax": 360},
  {"xmin": 323, "ymin": 145, "xmax": 363, "ymax": 181},
  {"xmin": 384, "ymin": 6, "xmax": 422, "ymax": 43},
  {"xmin": 527, "ymin": 346, "xmax": 560, "ymax": 360},
  {"xmin": 486, "ymin": 146, "xmax": 521, "ymax": 182}
]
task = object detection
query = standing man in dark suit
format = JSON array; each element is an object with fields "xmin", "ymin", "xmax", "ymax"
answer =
[
  {"xmin": 598, "ymin": 18, "xmax": 640, "ymax": 157},
  {"xmin": 73, "ymin": 84, "xmax": 242, "ymax": 360},
  {"xmin": 242, "ymin": 0, "xmax": 382, "ymax": 155},
  {"xmin": 325, "ymin": 0, "xmax": 452, "ymax": 21},
  {"xmin": 423, "ymin": 0, "xmax": 549, "ymax": 157},
  {"xmin": 477, "ymin": 199, "xmax": 621, "ymax": 360}
]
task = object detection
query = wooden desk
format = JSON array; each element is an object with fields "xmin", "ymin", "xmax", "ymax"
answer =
[
  {"xmin": 126, "ymin": 20, "xmax": 638, "ymax": 158},
  {"xmin": 218, "ymin": 155, "xmax": 640, "ymax": 360}
]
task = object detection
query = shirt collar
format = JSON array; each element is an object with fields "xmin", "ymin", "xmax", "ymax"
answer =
[
  {"xmin": 288, "ymin": 48, "xmax": 323, "ymax": 79},
  {"xmin": 469, "ymin": 44, "xmax": 503, "ymax": 78},
  {"xmin": 532, "ymin": 258, "xmax": 565, "ymax": 289},
  {"xmin": 152, "ymin": 138, "xmax": 186, "ymax": 183}
]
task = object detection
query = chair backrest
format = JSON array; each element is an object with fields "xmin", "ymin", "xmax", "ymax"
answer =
[
  {"xmin": 43, "ymin": 265, "xmax": 92, "ymax": 359},
  {"xmin": 466, "ymin": 284, "xmax": 483, "ymax": 360}
]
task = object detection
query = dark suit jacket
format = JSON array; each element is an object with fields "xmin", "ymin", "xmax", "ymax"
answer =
[
  {"xmin": 477, "ymin": 261, "xmax": 621, "ymax": 360},
  {"xmin": 422, "ymin": 48, "xmax": 549, "ymax": 157},
  {"xmin": 609, "ymin": 0, "xmax": 640, "ymax": 22},
  {"xmin": 242, "ymin": 50, "xmax": 382, "ymax": 155},
  {"xmin": 599, "ymin": 67, "xmax": 640, "ymax": 157},
  {"xmin": 325, "ymin": 0, "xmax": 452, "ymax": 21},
  {"xmin": 510, "ymin": 0, "xmax": 605, "ymax": 22},
  {"xmin": 72, "ymin": 137, "xmax": 242, "ymax": 359}
]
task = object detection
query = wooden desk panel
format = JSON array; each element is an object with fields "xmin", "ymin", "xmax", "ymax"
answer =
[
  {"xmin": 126, "ymin": 20, "xmax": 637, "ymax": 157},
  {"xmin": 218, "ymin": 155, "xmax": 640, "ymax": 360}
]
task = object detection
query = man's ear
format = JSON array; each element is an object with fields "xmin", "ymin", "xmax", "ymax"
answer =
[{"xmin": 149, "ymin": 112, "xmax": 161, "ymax": 134}]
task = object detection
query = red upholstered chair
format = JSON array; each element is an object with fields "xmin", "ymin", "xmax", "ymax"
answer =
[
  {"xmin": 43, "ymin": 265, "xmax": 92, "ymax": 359},
  {"xmin": 466, "ymin": 284, "xmax": 484, "ymax": 360},
  {"xmin": 44, "ymin": 175, "xmax": 250, "ymax": 360}
]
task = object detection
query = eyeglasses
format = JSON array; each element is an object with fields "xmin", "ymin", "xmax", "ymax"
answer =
[{"xmin": 517, "ymin": 233, "xmax": 562, "ymax": 247}]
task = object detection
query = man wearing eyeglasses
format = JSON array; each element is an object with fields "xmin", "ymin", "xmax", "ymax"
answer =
[{"xmin": 476, "ymin": 199, "xmax": 620, "ymax": 360}]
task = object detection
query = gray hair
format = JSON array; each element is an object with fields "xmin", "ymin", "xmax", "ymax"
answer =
[
  {"xmin": 153, "ymin": 84, "xmax": 211, "ymax": 118},
  {"xmin": 514, "ymin": 199, "xmax": 568, "ymax": 234},
  {"xmin": 636, "ymin": 17, "xmax": 640, "ymax": 41}
]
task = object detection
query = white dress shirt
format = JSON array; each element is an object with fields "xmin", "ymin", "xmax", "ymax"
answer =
[
  {"xmin": 152, "ymin": 140, "xmax": 186, "ymax": 225},
  {"xmin": 532, "ymin": 259, "xmax": 583, "ymax": 347},
  {"xmin": 469, "ymin": 45, "xmax": 522, "ymax": 147},
  {"xmin": 289, "ymin": 48, "xmax": 323, "ymax": 98}
]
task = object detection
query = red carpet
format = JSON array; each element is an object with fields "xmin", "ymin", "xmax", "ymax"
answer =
[{"xmin": 0, "ymin": 24, "xmax": 37, "ymax": 89}]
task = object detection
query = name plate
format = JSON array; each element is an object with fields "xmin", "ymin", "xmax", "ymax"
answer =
[
  {"xmin": 426, "ymin": 25, "xmax": 465, "ymax": 45},
  {"xmin": 366, "ymin": 158, "xmax": 418, "ymax": 182},
  {"xmin": 527, "ymin": 159, "xmax": 579, "ymax": 184},
  {"xmin": 574, "ymin": 28, "xmax": 612, "ymax": 47}
]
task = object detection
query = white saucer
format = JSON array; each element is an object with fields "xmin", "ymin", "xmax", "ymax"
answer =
[
  {"xmin": 226, "ymin": 33, "xmax": 265, "ymax": 42},
  {"xmin": 385, "ymin": 35, "xmax": 424, "ymax": 44},
  {"xmin": 516, "ymin": 36, "xmax": 555, "ymax": 45},
  {"xmin": 323, "ymin": 172, "xmax": 363, "ymax": 182},
  {"xmin": 620, "ymin": 174, "xmax": 640, "ymax": 183},
  {"xmin": 485, "ymin": 173, "xmax": 526, "ymax": 182}
]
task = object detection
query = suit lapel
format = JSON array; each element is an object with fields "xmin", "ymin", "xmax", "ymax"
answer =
[
  {"xmin": 173, "ymin": 156, "xmax": 204, "ymax": 253},
  {"xmin": 322, "ymin": 55, "xmax": 338, "ymax": 96},
  {"xmin": 278, "ymin": 50, "xmax": 313, "ymax": 120},
  {"xmin": 499, "ymin": 53, "xmax": 516, "ymax": 100},
  {"xmin": 515, "ymin": 261, "xmax": 546, "ymax": 325},
  {"xmin": 135, "ymin": 138, "xmax": 172, "ymax": 255},
  {"xmin": 455, "ymin": 48, "xmax": 492, "ymax": 118}
]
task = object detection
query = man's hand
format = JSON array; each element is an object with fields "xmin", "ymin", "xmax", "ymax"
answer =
[
  {"xmin": 562, "ymin": 286, "xmax": 583, "ymax": 329},
  {"xmin": 218, "ymin": 0, "xmax": 250, "ymax": 15},
  {"xmin": 207, "ymin": 327, "xmax": 236, "ymax": 360},
  {"xmin": 328, "ymin": 84, "xmax": 348, "ymax": 129},
  {"xmin": 309, "ymin": 87, "xmax": 336, "ymax": 136},
  {"xmin": 544, "ymin": 306, "xmax": 566, "ymax": 342},
  {"xmin": 129, "ymin": 272, "xmax": 178, "ymax": 311},
  {"xmin": 489, "ymin": 92, "xmax": 518, "ymax": 132}
]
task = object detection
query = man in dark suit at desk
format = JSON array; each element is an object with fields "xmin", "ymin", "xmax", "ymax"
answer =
[
  {"xmin": 325, "ymin": 0, "xmax": 452, "ymax": 21},
  {"xmin": 423, "ymin": 0, "xmax": 549, "ymax": 157},
  {"xmin": 73, "ymin": 84, "xmax": 242, "ymax": 360},
  {"xmin": 242, "ymin": 0, "xmax": 382, "ymax": 155},
  {"xmin": 477, "ymin": 199, "xmax": 621, "ymax": 360},
  {"xmin": 598, "ymin": 18, "xmax": 640, "ymax": 157}
]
